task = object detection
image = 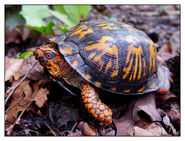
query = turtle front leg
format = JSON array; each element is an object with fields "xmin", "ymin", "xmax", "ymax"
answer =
[{"xmin": 81, "ymin": 84, "xmax": 112, "ymax": 126}]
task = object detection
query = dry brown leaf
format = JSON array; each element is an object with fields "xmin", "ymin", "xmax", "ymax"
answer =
[
  {"xmin": 133, "ymin": 93, "xmax": 162, "ymax": 122},
  {"xmin": 115, "ymin": 94, "xmax": 162, "ymax": 136},
  {"xmin": 78, "ymin": 121, "xmax": 98, "ymax": 136},
  {"xmin": 133, "ymin": 123, "xmax": 168, "ymax": 136},
  {"xmin": 114, "ymin": 101, "xmax": 135, "ymax": 136},
  {"xmin": 158, "ymin": 31, "xmax": 180, "ymax": 64},
  {"xmin": 32, "ymin": 79, "xmax": 49, "ymax": 108},
  {"xmin": 33, "ymin": 88, "xmax": 49, "ymax": 108},
  {"xmin": 6, "ymin": 78, "xmax": 49, "ymax": 124},
  {"xmin": 6, "ymin": 79, "xmax": 33, "ymax": 123},
  {"xmin": 145, "ymin": 123, "xmax": 168, "ymax": 136},
  {"xmin": 5, "ymin": 56, "xmax": 44, "ymax": 82},
  {"xmin": 5, "ymin": 57, "xmax": 24, "ymax": 81},
  {"xmin": 17, "ymin": 56, "xmax": 44, "ymax": 81}
]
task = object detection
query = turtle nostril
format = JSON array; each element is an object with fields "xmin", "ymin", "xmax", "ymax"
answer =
[{"xmin": 35, "ymin": 53, "xmax": 39, "ymax": 60}]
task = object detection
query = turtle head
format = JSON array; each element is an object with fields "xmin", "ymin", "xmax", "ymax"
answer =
[{"xmin": 35, "ymin": 43, "xmax": 65, "ymax": 78}]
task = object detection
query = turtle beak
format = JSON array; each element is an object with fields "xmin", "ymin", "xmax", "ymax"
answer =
[{"xmin": 35, "ymin": 48, "xmax": 44, "ymax": 65}]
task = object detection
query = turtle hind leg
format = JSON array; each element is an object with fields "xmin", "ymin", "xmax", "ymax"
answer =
[{"xmin": 81, "ymin": 84, "xmax": 112, "ymax": 126}]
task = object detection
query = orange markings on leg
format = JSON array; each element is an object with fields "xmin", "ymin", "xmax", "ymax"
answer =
[{"xmin": 81, "ymin": 84, "xmax": 113, "ymax": 126}]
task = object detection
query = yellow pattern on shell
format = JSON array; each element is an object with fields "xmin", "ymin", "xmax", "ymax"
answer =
[
  {"xmin": 84, "ymin": 36, "xmax": 119, "ymax": 78},
  {"xmin": 69, "ymin": 25, "xmax": 93, "ymax": 39}
]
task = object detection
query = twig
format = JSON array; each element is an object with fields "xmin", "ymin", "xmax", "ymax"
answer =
[
  {"xmin": 71, "ymin": 121, "xmax": 78, "ymax": 132},
  {"xmin": 5, "ymin": 61, "xmax": 38, "ymax": 104},
  {"xmin": 44, "ymin": 122, "xmax": 57, "ymax": 136},
  {"xmin": 5, "ymin": 93, "xmax": 24, "ymax": 113},
  {"xmin": 6, "ymin": 100, "xmax": 33, "ymax": 135}
]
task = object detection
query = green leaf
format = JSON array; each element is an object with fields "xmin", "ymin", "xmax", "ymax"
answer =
[
  {"xmin": 53, "ymin": 5, "xmax": 66, "ymax": 14},
  {"xmin": 17, "ymin": 51, "xmax": 33, "ymax": 59},
  {"xmin": 49, "ymin": 9, "xmax": 76, "ymax": 27},
  {"xmin": 56, "ymin": 24, "xmax": 70, "ymax": 32},
  {"xmin": 63, "ymin": 5, "xmax": 80, "ymax": 24},
  {"xmin": 20, "ymin": 5, "xmax": 55, "ymax": 34},
  {"xmin": 6, "ymin": 6, "xmax": 25, "ymax": 31},
  {"xmin": 20, "ymin": 5, "xmax": 51, "ymax": 27},
  {"xmin": 29, "ymin": 20, "xmax": 55, "ymax": 34},
  {"xmin": 77, "ymin": 5, "xmax": 92, "ymax": 18}
]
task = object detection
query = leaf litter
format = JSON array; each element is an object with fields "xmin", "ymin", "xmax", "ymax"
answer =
[{"xmin": 5, "ymin": 5, "xmax": 180, "ymax": 136}]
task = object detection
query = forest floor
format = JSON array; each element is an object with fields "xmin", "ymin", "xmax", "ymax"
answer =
[{"xmin": 5, "ymin": 5, "xmax": 180, "ymax": 136}]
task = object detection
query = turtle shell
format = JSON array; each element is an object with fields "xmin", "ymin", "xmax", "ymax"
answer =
[{"xmin": 55, "ymin": 20, "xmax": 164, "ymax": 95}]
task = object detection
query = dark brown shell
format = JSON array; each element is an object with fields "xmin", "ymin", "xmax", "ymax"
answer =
[{"xmin": 56, "ymin": 20, "xmax": 164, "ymax": 95}]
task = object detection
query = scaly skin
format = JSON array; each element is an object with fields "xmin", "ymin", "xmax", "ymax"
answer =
[
  {"xmin": 81, "ymin": 84, "xmax": 112, "ymax": 126},
  {"xmin": 35, "ymin": 43, "xmax": 113, "ymax": 126}
]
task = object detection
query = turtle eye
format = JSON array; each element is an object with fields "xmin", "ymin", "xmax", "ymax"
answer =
[{"xmin": 46, "ymin": 53, "xmax": 52, "ymax": 59}]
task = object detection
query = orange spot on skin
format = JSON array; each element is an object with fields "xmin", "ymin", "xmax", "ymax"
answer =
[
  {"xmin": 94, "ymin": 81, "xmax": 101, "ymax": 87},
  {"xmin": 84, "ymin": 36, "xmax": 119, "ymax": 77},
  {"xmin": 83, "ymin": 98, "xmax": 87, "ymax": 103},
  {"xmin": 87, "ymin": 99, "xmax": 92, "ymax": 103},
  {"xmin": 95, "ymin": 109, "xmax": 100, "ymax": 114},
  {"xmin": 137, "ymin": 86, "xmax": 145, "ymax": 93},
  {"xmin": 100, "ymin": 105, "xmax": 105, "ymax": 111},
  {"xmin": 87, "ymin": 104, "xmax": 93, "ymax": 109},
  {"xmin": 122, "ymin": 89, "xmax": 131, "ymax": 93},
  {"xmin": 98, "ymin": 116, "xmax": 105, "ymax": 121},
  {"xmin": 105, "ymin": 116, "xmax": 112, "ymax": 124},
  {"xmin": 104, "ymin": 110, "xmax": 109, "ymax": 116},
  {"xmin": 70, "ymin": 25, "xmax": 93, "ymax": 39},
  {"xmin": 72, "ymin": 59, "xmax": 78, "ymax": 67},
  {"xmin": 98, "ymin": 114, "xmax": 104, "ymax": 119},
  {"xmin": 90, "ymin": 109, "xmax": 95, "ymax": 114},
  {"xmin": 81, "ymin": 84, "xmax": 112, "ymax": 125}
]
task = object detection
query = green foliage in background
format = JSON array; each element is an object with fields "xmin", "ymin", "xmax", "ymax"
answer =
[
  {"xmin": 19, "ymin": 5, "xmax": 92, "ymax": 34},
  {"xmin": 16, "ymin": 51, "xmax": 33, "ymax": 59}
]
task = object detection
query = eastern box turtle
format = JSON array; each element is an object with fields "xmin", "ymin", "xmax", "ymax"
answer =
[{"xmin": 35, "ymin": 20, "xmax": 170, "ymax": 126}]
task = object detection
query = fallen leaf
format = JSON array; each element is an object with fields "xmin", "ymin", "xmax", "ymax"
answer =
[
  {"xmin": 115, "ymin": 93, "xmax": 162, "ymax": 136},
  {"xmin": 6, "ymin": 79, "xmax": 33, "ymax": 123},
  {"xmin": 133, "ymin": 93, "xmax": 162, "ymax": 122},
  {"xmin": 17, "ymin": 56, "xmax": 44, "ymax": 81},
  {"xmin": 158, "ymin": 31, "xmax": 180, "ymax": 64},
  {"xmin": 114, "ymin": 100, "xmax": 135, "ymax": 136},
  {"xmin": 32, "ymin": 79, "xmax": 49, "ymax": 108},
  {"xmin": 144, "ymin": 123, "xmax": 168, "ymax": 136},
  {"xmin": 133, "ymin": 122, "xmax": 168, "ymax": 136},
  {"xmin": 77, "ymin": 121, "xmax": 98, "ymax": 136},
  {"xmin": 5, "ymin": 57, "xmax": 24, "ymax": 81}
]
